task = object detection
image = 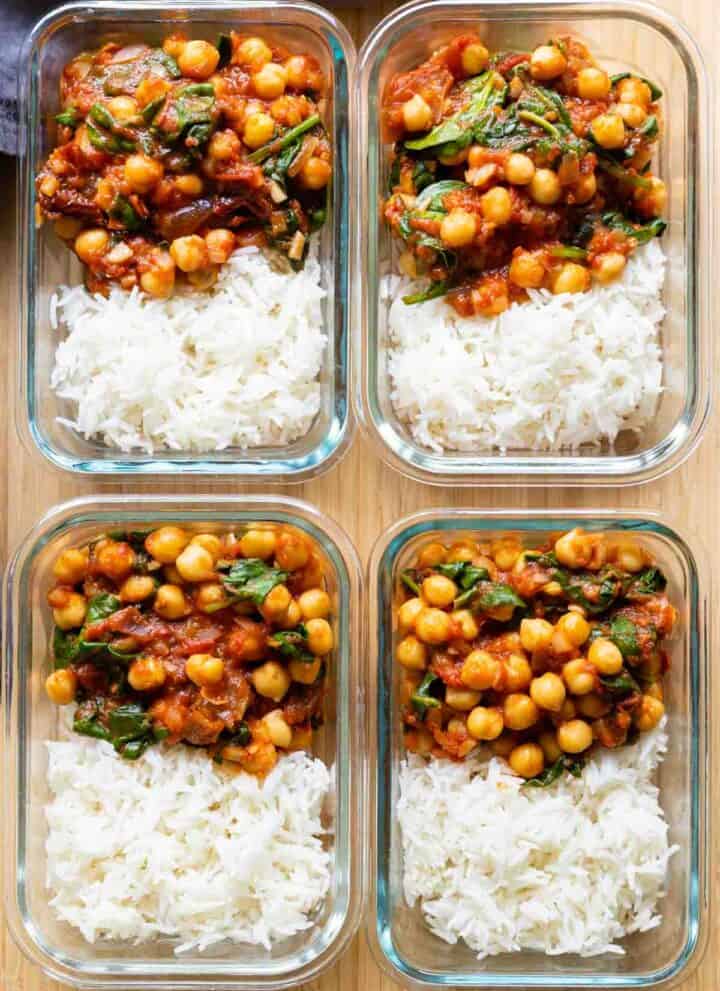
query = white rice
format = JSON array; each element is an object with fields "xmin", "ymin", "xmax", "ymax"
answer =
[
  {"xmin": 386, "ymin": 240, "xmax": 665, "ymax": 452},
  {"xmin": 45, "ymin": 740, "xmax": 332, "ymax": 953},
  {"xmin": 50, "ymin": 246, "xmax": 326, "ymax": 453},
  {"xmin": 398, "ymin": 724, "xmax": 676, "ymax": 959}
]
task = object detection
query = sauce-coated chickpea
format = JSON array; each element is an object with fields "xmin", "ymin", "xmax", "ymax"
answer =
[
  {"xmin": 298, "ymin": 588, "xmax": 331, "ymax": 620},
  {"xmin": 415, "ymin": 608, "xmax": 452, "ymax": 645},
  {"xmin": 592, "ymin": 251, "xmax": 626, "ymax": 284},
  {"xmin": 146, "ymin": 525, "xmax": 190, "ymax": 564},
  {"xmin": 289, "ymin": 657, "xmax": 322, "ymax": 684},
  {"xmin": 45, "ymin": 669, "xmax": 78, "ymax": 705},
  {"xmin": 398, "ymin": 596, "xmax": 424, "ymax": 634},
  {"xmin": 261, "ymin": 583, "xmax": 293, "ymax": 622},
  {"xmin": 190, "ymin": 533, "xmax": 222, "ymax": 561},
  {"xmin": 504, "ymin": 152, "xmax": 535, "ymax": 185},
  {"xmin": 208, "ymin": 129, "xmax": 241, "ymax": 162},
  {"xmin": 554, "ymin": 528, "xmax": 593, "ymax": 568},
  {"xmin": 119, "ymin": 574, "xmax": 156, "ymax": 603},
  {"xmin": 530, "ymin": 45, "xmax": 567, "ymax": 81},
  {"xmin": 635, "ymin": 694, "xmax": 665, "ymax": 731},
  {"xmin": 175, "ymin": 173, "xmax": 204, "ymax": 197},
  {"xmin": 503, "ymin": 692, "xmax": 540, "ymax": 731},
  {"xmin": 178, "ymin": 40, "xmax": 220, "ymax": 80},
  {"xmin": 140, "ymin": 250, "xmax": 175, "ymax": 298},
  {"xmin": 53, "ymin": 547, "xmax": 89, "ymax": 584},
  {"xmin": 509, "ymin": 742, "xmax": 545, "ymax": 778},
  {"xmin": 417, "ymin": 542, "xmax": 447, "ymax": 569},
  {"xmin": 170, "ymin": 235, "xmax": 209, "ymax": 273},
  {"xmin": 590, "ymin": 113, "xmax": 626, "ymax": 150},
  {"xmin": 128, "ymin": 657, "xmax": 167, "ymax": 691},
  {"xmin": 252, "ymin": 660, "xmax": 291, "ymax": 701},
  {"xmin": 461, "ymin": 649, "xmax": 500, "ymax": 690},
  {"xmin": 492, "ymin": 539, "xmax": 522, "ymax": 571},
  {"xmin": 562, "ymin": 658, "xmax": 596, "ymax": 695},
  {"xmin": 552, "ymin": 262, "xmax": 590, "ymax": 295},
  {"xmin": 576, "ymin": 67, "xmax": 611, "ymax": 100},
  {"xmin": 284, "ymin": 55, "xmax": 309, "ymax": 90},
  {"xmin": 106, "ymin": 95, "xmax": 139, "ymax": 121},
  {"xmin": 276, "ymin": 531, "xmax": 310, "ymax": 571},
  {"xmin": 262, "ymin": 709, "xmax": 293, "ymax": 749},
  {"xmin": 555, "ymin": 612, "xmax": 590, "ymax": 647},
  {"xmin": 461, "ymin": 41, "xmax": 489, "ymax": 76},
  {"xmin": 557, "ymin": 718, "xmax": 593, "ymax": 753},
  {"xmin": 205, "ymin": 228, "xmax": 235, "ymax": 264},
  {"xmin": 588, "ymin": 637, "xmax": 623, "ymax": 675},
  {"xmin": 529, "ymin": 168, "xmax": 561, "ymax": 205},
  {"xmin": 613, "ymin": 540, "xmax": 645, "ymax": 573},
  {"xmin": 243, "ymin": 112, "xmax": 275, "ymax": 149},
  {"xmin": 451, "ymin": 609, "xmax": 480, "ymax": 640},
  {"xmin": 509, "ymin": 250, "xmax": 545, "ymax": 289},
  {"xmin": 530, "ymin": 672, "xmax": 567, "ymax": 712},
  {"xmin": 422, "ymin": 573, "xmax": 457, "ymax": 608},
  {"xmin": 74, "ymin": 228, "xmax": 109, "ymax": 264},
  {"xmin": 154, "ymin": 584, "xmax": 190, "ymax": 620},
  {"xmin": 240, "ymin": 528, "xmax": 277, "ymax": 560},
  {"xmin": 236, "ymin": 37, "xmax": 272, "ymax": 69},
  {"xmin": 124, "ymin": 153, "xmax": 164, "ymax": 193},
  {"xmin": 194, "ymin": 582, "xmax": 228, "ymax": 613},
  {"xmin": 467, "ymin": 705, "xmax": 504, "ymax": 740},
  {"xmin": 163, "ymin": 35, "xmax": 187, "ymax": 59},
  {"xmin": 404, "ymin": 727, "xmax": 434, "ymax": 754},
  {"xmin": 480, "ymin": 186, "xmax": 512, "ymax": 225},
  {"xmin": 538, "ymin": 729, "xmax": 562, "ymax": 763},
  {"xmin": 306, "ymin": 617, "xmax": 334, "ymax": 656},
  {"xmin": 299, "ymin": 157, "xmax": 332, "ymax": 190},
  {"xmin": 519, "ymin": 617, "xmax": 554, "ymax": 652},
  {"xmin": 96, "ymin": 541, "xmax": 135, "ymax": 581},
  {"xmin": 616, "ymin": 76, "xmax": 652, "ymax": 108},
  {"xmin": 634, "ymin": 176, "xmax": 667, "ymax": 217},
  {"xmin": 281, "ymin": 598, "xmax": 302, "ymax": 628},
  {"xmin": 402, "ymin": 94, "xmax": 433, "ymax": 132},
  {"xmin": 504, "ymin": 652, "xmax": 533, "ymax": 692},
  {"xmin": 440, "ymin": 209, "xmax": 477, "ymax": 248},
  {"xmin": 185, "ymin": 653, "xmax": 224, "ymax": 687},
  {"xmin": 445, "ymin": 686, "xmax": 482, "ymax": 711},
  {"xmin": 616, "ymin": 102, "xmax": 646, "ymax": 128},
  {"xmin": 576, "ymin": 693, "xmax": 611, "ymax": 719},
  {"xmin": 573, "ymin": 171, "xmax": 597, "ymax": 204},
  {"xmin": 176, "ymin": 543, "xmax": 215, "ymax": 582},
  {"xmin": 252, "ymin": 62, "xmax": 288, "ymax": 100}
]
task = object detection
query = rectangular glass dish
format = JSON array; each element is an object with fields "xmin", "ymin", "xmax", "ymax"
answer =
[
  {"xmin": 17, "ymin": 1, "xmax": 355, "ymax": 478},
  {"xmin": 355, "ymin": 0, "xmax": 712, "ymax": 486},
  {"xmin": 367, "ymin": 509, "xmax": 708, "ymax": 988},
  {"xmin": 2, "ymin": 494, "xmax": 364, "ymax": 989}
]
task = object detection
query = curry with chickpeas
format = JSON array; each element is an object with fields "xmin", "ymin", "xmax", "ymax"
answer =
[
  {"xmin": 36, "ymin": 32, "xmax": 331, "ymax": 297},
  {"xmin": 397, "ymin": 529, "xmax": 674, "ymax": 783},
  {"xmin": 383, "ymin": 34, "xmax": 666, "ymax": 315},
  {"xmin": 45, "ymin": 524, "xmax": 334, "ymax": 776}
]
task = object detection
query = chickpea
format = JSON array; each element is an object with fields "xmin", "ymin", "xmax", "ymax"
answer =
[
  {"xmin": 635, "ymin": 695, "xmax": 665, "ymax": 731},
  {"xmin": 276, "ymin": 531, "xmax": 310, "ymax": 571},
  {"xmin": 176, "ymin": 543, "xmax": 215, "ymax": 583},
  {"xmin": 146, "ymin": 525, "xmax": 190, "ymax": 564},
  {"xmin": 463, "ymin": 705, "xmax": 502, "ymax": 741},
  {"xmin": 447, "ymin": 540, "xmax": 478, "ymax": 563},
  {"xmin": 576, "ymin": 67, "xmax": 611, "ymax": 100},
  {"xmin": 576, "ymin": 693, "xmax": 611, "ymax": 719},
  {"xmin": 592, "ymin": 251, "xmax": 626, "ymax": 285},
  {"xmin": 54, "ymin": 216, "xmax": 84, "ymax": 240},
  {"xmin": 205, "ymin": 228, "xmax": 235, "ymax": 265},
  {"xmin": 520, "ymin": 617, "xmax": 554, "ymax": 652},
  {"xmin": 451, "ymin": 609, "xmax": 480, "ymax": 640},
  {"xmin": 289, "ymin": 657, "xmax": 322, "ymax": 685},
  {"xmin": 616, "ymin": 102, "xmax": 647, "ymax": 128},
  {"xmin": 128, "ymin": 657, "xmax": 167, "ymax": 692},
  {"xmin": 96, "ymin": 541, "xmax": 135, "ymax": 581},
  {"xmin": 186, "ymin": 534, "xmax": 220, "ymax": 563},
  {"xmin": 282, "ymin": 598, "xmax": 302, "ymax": 628},
  {"xmin": 299, "ymin": 157, "xmax": 332, "ymax": 191},
  {"xmin": 53, "ymin": 547, "xmax": 89, "ymax": 584},
  {"xmin": 284, "ymin": 55, "xmax": 309, "ymax": 90},
  {"xmin": 509, "ymin": 250, "xmax": 545, "ymax": 289},
  {"xmin": 509, "ymin": 742, "xmax": 545, "ymax": 779},
  {"xmin": 556, "ymin": 698, "xmax": 577, "ymax": 723},
  {"xmin": 164, "ymin": 564, "xmax": 183, "ymax": 585},
  {"xmin": 262, "ymin": 709, "xmax": 293, "ymax": 749},
  {"xmin": 504, "ymin": 652, "xmax": 533, "ymax": 693},
  {"xmin": 440, "ymin": 209, "xmax": 477, "ymax": 248},
  {"xmin": 239, "ymin": 528, "xmax": 277, "ymax": 560},
  {"xmin": 616, "ymin": 76, "xmax": 652, "ymax": 108},
  {"xmin": 136, "ymin": 75, "xmax": 170, "ymax": 108},
  {"xmin": 140, "ymin": 250, "xmax": 175, "ymax": 298},
  {"xmin": 588, "ymin": 637, "xmax": 623, "ymax": 675},
  {"xmin": 402, "ymin": 93, "xmax": 433, "ymax": 132},
  {"xmin": 544, "ymin": 581, "xmax": 564, "ymax": 597},
  {"xmin": 415, "ymin": 607, "xmax": 452, "ymax": 645},
  {"xmin": 154, "ymin": 584, "xmax": 190, "ymax": 620},
  {"xmin": 208, "ymin": 129, "xmax": 241, "ymax": 163},
  {"xmin": 306, "ymin": 617, "xmax": 334, "ymax": 656},
  {"xmin": 422, "ymin": 574, "xmax": 457, "ymax": 609},
  {"xmin": 480, "ymin": 186, "xmax": 512, "ymax": 225},
  {"xmin": 552, "ymin": 262, "xmax": 590, "ymax": 295},
  {"xmin": 504, "ymin": 152, "xmax": 535, "ymax": 186},
  {"xmin": 261, "ymin": 583, "xmax": 293, "ymax": 622},
  {"xmin": 106, "ymin": 95, "xmax": 139, "ymax": 121},
  {"xmin": 398, "ymin": 597, "xmax": 423, "ymax": 634},
  {"xmin": 461, "ymin": 41, "xmax": 489, "ymax": 76},
  {"xmin": 538, "ymin": 729, "xmax": 562, "ymax": 763},
  {"xmin": 195, "ymin": 582, "xmax": 228, "ymax": 613},
  {"xmin": 236, "ymin": 37, "xmax": 272, "ymax": 69},
  {"xmin": 445, "ymin": 686, "xmax": 482, "ymax": 711},
  {"xmin": 529, "ymin": 168, "xmax": 561, "ymax": 205},
  {"xmin": 555, "ymin": 528, "xmax": 593, "ymax": 569},
  {"xmin": 185, "ymin": 653, "xmax": 224, "ymax": 687},
  {"xmin": 417, "ymin": 543, "xmax": 447, "ymax": 569},
  {"xmin": 556, "ymin": 612, "xmax": 590, "ymax": 647},
  {"xmin": 40, "ymin": 174, "xmax": 59, "ymax": 197},
  {"xmin": 178, "ymin": 40, "xmax": 220, "ymax": 80},
  {"xmin": 74, "ymin": 229, "xmax": 109, "ymax": 264},
  {"xmin": 175, "ymin": 173, "xmax": 204, "ymax": 197},
  {"xmin": 492, "ymin": 539, "xmax": 521, "ymax": 571},
  {"xmin": 45, "ymin": 669, "xmax": 78, "ymax": 705},
  {"xmin": 634, "ymin": 176, "xmax": 667, "ymax": 217},
  {"xmin": 503, "ymin": 693, "xmax": 540, "ymax": 731},
  {"xmin": 557, "ymin": 718, "xmax": 593, "ymax": 753},
  {"xmin": 613, "ymin": 540, "xmax": 645, "ymax": 573},
  {"xmin": 252, "ymin": 62, "xmax": 288, "ymax": 100},
  {"xmin": 530, "ymin": 45, "xmax": 567, "ymax": 81},
  {"xmin": 645, "ymin": 681, "xmax": 664, "ymax": 702},
  {"xmin": 573, "ymin": 171, "xmax": 597, "ymax": 204},
  {"xmin": 170, "ymin": 235, "xmax": 209, "ymax": 274},
  {"xmin": 243, "ymin": 111, "xmax": 275, "ymax": 149},
  {"xmin": 295, "ymin": 588, "xmax": 329, "ymax": 621},
  {"xmin": 590, "ymin": 113, "xmax": 626, "ymax": 150},
  {"xmin": 458, "ymin": 649, "xmax": 497, "ymax": 690},
  {"xmin": 252, "ymin": 660, "xmax": 291, "ymax": 702},
  {"xmin": 530, "ymin": 672, "xmax": 566, "ymax": 713},
  {"xmin": 119, "ymin": 574, "xmax": 156, "ymax": 603},
  {"xmin": 562, "ymin": 658, "xmax": 596, "ymax": 695},
  {"xmin": 490, "ymin": 732, "xmax": 518, "ymax": 757},
  {"xmin": 163, "ymin": 35, "xmax": 187, "ymax": 59}
]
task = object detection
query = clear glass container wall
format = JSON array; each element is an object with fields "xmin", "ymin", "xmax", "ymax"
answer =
[
  {"xmin": 3, "ymin": 495, "xmax": 364, "ymax": 989},
  {"xmin": 18, "ymin": 1, "xmax": 355, "ymax": 478},
  {"xmin": 356, "ymin": 0, "xmax": 712, "ymax": 485},
  {"xmin": 367, "ymin": 510, "xmax": 708, "ymax": 988}
]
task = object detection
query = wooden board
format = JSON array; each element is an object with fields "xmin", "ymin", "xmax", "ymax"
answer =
[{"xmin": 1, "ymin": 1, "xmax": 718, "ymax": 988}]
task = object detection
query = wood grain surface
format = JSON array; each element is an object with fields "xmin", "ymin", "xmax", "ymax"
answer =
[{"xmin": 1, "ymin": 1, "xmax": 717, "ymax": 988}]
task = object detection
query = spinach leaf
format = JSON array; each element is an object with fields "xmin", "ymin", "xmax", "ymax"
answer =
[
  {"xmin": 228, "ymin": 721, "xmax": 251, "ymax": 746},
  {"xmin": 405, "ymin": 72, "xmax": 500, "ymax": 154},
  {"xmin": 402, "ymin": 281, "xmax": 450, "ymax": 305},
  {"xmin": 523, "ymin": 755, "xmax": 584, "ymax": 787},
  {"xmin": 410, "ymin": 671, "xmax": 442, "ymax": 718},
  {"xmin": 248, "ymin": 113, "xmax": 321, "ymax": 164},
  {"xmin": 55, "ymin": 106, "xmax": 79, "ymax": 127},
  {"xmin": 216, "ymin": 33, "xmax": 232, "ymax": 68},
  {"xmin": 435, "ymin": 562, "xmax": 490, "ymax": 607},
  {"xmin": 547, "ymin": 566, "xmax": 623, "ymax": 615},
  {"xmin": 86, "ymin": 121, "xmax": 135, "ymax": 154},
  {"xmin": 86, "ymin": 593, "xmax": 121, "ymax": 626},
  {"xmin": 550, "ymin": 244, "xmax": 588, "ymax": 260},
  {"xmin": 638, "ymin": 114, "xmax": 659, "ymax": 139},
  {"xmin": 597, "ymin": 158, "xmax": 653, "ymax": 189},
  {"xmin": 223, "ymin": 558, "xmax": 288, "ymax": 605},
  {"xmin": 415, "ymin": 180, "xmax": 468, "ymax": 212},
  {"xmin": 149, "ymin": 49, "xmax": 181, "ymax": 79},
  {"xmin": 109, "ymin": 194, "xmax": 143, "ymax": 231},
  {"xmin": 88, "ymin": 102, "xmax": 116, "ymax": 130},
  {"xmin": 600, "ymin": 670, "xmax": 640, "ymax": 698},
  {"xmin": 141, "ymin": 94, "xmax": 166, "ymax": 124},
  {"xmin": 412, "ymin": 160, "xmax": 435, "ymax": 192},
  {"xmin": 74, "ymin": 700, "xmax": 160, "ymax": 759},
  {"xmin": 73, "ymin": 708, "xmax": 111, "ymax": 742},
  {"xmin": 53, "ymin": 627, "xmax": 81, "ymax": 668},
  {"xmin": 627, "ymin": 566, "xmax": 667, "ymax": 597},
  {"xmin": 476, "ymin": 583, "xmax": 526, "ymax": 616},
  {"xmin": 601, "ymin": 211, "xmax": 667, "ymax": 244},
  {"xmin": 400, "ymin": 569, "xmax": 421, "ymax": 596},
  {"xmin": 610, "ymin": 72, "xmax": 661, "ymax": 101},
  {"xmin": 269, "ymin": 625, "xmax": 314, "ymax": 663},
  {"xmin": 436, "ymin": 562, "xmax": 469, "ymax": 580},
  {"xmin": 610, "ymin": 616, "xmax": 640, "ymax": 658}
]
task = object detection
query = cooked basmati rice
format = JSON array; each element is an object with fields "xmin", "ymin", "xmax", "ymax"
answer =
[
  {"xmin": 50, "ymin": 246, "xmax": 326, "ymax": 453},
  {"xmin": 398, "ymin": 724, "xmax": 675, "ymax": 959},
  {"xmin": 386, "ymin": 240, "xmax": 665, "ymax": 453},
  {"xmin": 45, "ymin": 739, "xmax": 331, "ymax": 953}
]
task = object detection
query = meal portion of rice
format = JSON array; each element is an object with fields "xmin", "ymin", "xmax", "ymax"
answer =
[
  {"xmin": 50, "ymin": 246, "xmax": 326, "ymax": 454},
  {"xmin": 45, "ymin": 739, "xmax": 331, "ymax": 953},
  {"xmin": 386, "ymin": 241, "xmax": 665, "ymax": 453},
  {"xmin": 398, "ymin": 724, "xmax": 675, "ymax": 959}
]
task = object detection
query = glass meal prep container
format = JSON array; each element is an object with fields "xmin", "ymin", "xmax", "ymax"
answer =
[
  {"xmin": 367, "ymin": 509, "xmax": 709, "ymax": 989},
  {"xmin": 2, "ymin": 494, "xmax": 365, "ymax": 990},
  {"xmin": 355, "ymin": 0, "xmax": 712, "ymax": 486},
  {"xmin": 17, "ymin": 1, "xmax": 355, "ymax": 478}
]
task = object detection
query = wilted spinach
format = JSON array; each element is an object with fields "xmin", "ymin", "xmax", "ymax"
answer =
[
  {"xmin": 523, "ymin": 755, "xmax": 584, "ymax": 787},
  {"xmin": 410, "ymin": 671, "xmax": 443, "ymax": 718},
  {"xmin": 269, "ymin": 625, "xmax": 314, "ymax": 663},
  {"xmin": 222, "ymin": 558, "xmax": 288, "ymax": 605},
  {"xmin": 74, "ymin": 702, "xmax": 165, "ymax": 760}
]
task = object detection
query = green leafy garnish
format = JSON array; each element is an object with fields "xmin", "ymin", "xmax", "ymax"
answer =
[
  {"xmin": 269, "ymin": 625, "xmax": 314, "ymax": 663},
  {"xmin": 412, "ymin": 160, "xmax": 435, "ymax": 193},
  {"xmin": 609, "ymin": 616, "xmax": 640, "ymax": 658},
  {"xmin": 436, "ymin": 562, "xmax": 491, "ymax": 607},
  {"xmin": 222, "ymin": 558, "xmax": 288, "ymax": 605},
  {"xmin": 597, "ymin": 159, "xmax": 653, "ymax": 189},
  {"xmin": 550, "ymin": 245, "xmax": 588, "ymax": 260},
  {"xmin": 610, "ymin": 72, "xmax": 662, "ymax": 101},
  {"xmin": 86, "ymin": 121, "xmax": 135, "ymax": 154},
  {"xmin": 400, "ymin": 569, "xmax": 421, "ymax": 596},
  {"xmin": 141, "ymin": 94, "xmax": 166, "ymax": 124},
  {"xmin": 52, "ymin": 627, "xmax": 81, "ymax": 668},
  {"xmin": 227, "ymin": 721, "xmax": 251, "ymax": 746},
  {"xmin": 74, "ymin": 702, "xmax": 160, "ymax": 760},
  {"xmin": 627, "ymin": 566, "xmax": 667, "ymax": 597},
  {"xmin": 405, "ymin": 71, "xmax": 503, "ymax": 155},
  {"xmin": 410, "ymin": 671, "xmax": 442, "ymax": 717},
  {"xmin": 109, "ymin": 194, "xmax": 143, "ymax": 231},
  {"xmin": 402, "ymin": 281, "xmax": 450, "ymax": 305},
  {"xmin": 415, "ymin": 180, "xmax": 468, "ymax": 212},
  {"xmin": 476, "ymin": 583, "xmax": 526, "ymax": 616},
  {"xmin": 86, "ymin": 594, "xmax": 122, "ymax": 625},
  {"xmin": 55, "ymin": 106, "xmax": 79, "ymax": 127},
  {"xmin": 601, "ymin": 211, "xmax": 667, "ymax": 244},
  {"xmin": 524, "ymin": 755, "xmax": 584, "ymax": 787},
  {"xmin": 248, "ymin": 113, "xmax": 321, "ymax": 164},
  {"xmin": 600, "ymin": 670, "xmax": 640, "ymax": 698},
  {"xmin": 89, "ymin": 101, "xmax": 116, "ymax": 130}
]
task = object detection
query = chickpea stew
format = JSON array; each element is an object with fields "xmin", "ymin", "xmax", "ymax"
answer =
[
  {"xmin": 37, "ymin": 32, "xmax": 332, "ymax": 297},
  {"xmin": 396, "ymin": 528, "xmax": 675, "ymax": 783},
  {"xmin": 383, "ymin": 34, "xmax": 666, "ymax": 316},
  {"xmin": 45, "ymin": 523, "xmax": 335, "ymax": 775}
]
